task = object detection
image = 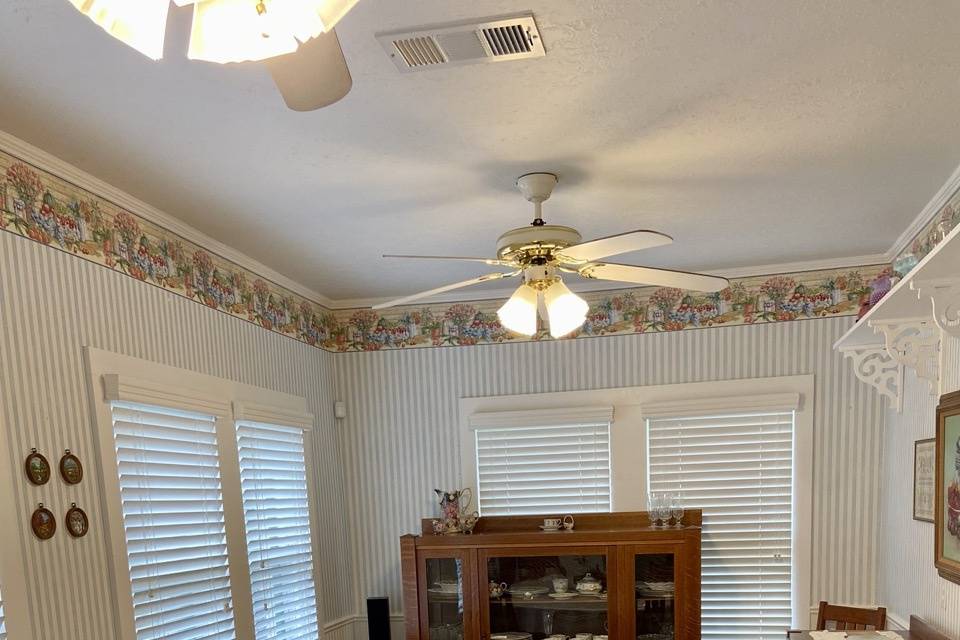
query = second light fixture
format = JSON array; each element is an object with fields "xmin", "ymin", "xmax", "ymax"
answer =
[{"xmin": 497, "ymin": 267, "xmax": 589, "ymax": 339}]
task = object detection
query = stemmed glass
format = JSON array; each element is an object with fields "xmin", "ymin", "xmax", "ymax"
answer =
[
  {"xmin": 648, "ymin": 492, "xmax": 669, "ymax": 527},
  {"xmin": 669, "ymin": 492, "xmax": 684, "ymax": 528}
]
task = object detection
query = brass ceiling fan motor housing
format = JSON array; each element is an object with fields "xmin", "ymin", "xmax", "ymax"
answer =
[{"xmin": 495, "ymin": 225, "xmax": 583, "ymax": 267}]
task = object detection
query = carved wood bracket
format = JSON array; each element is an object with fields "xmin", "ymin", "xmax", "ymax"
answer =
[
  {"xmin": 870, "ymin": 318, "xmax": 941, "ymax": 398},
  {"xmin": 840, "ymin": 346, "xmax": 903, "ymax": 412},
  {"xmin": 911, "ymin": 277, "xmax": 960, "ymax": 339}
]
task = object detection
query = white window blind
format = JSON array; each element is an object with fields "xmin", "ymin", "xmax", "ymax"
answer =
[
  {"xmin": 237, "ymin": 421, "xmax": 319, "ymax": 640},
  {"xmin": 647, "ymin": 409, "xmax": 795, "ymax": 640},
  {"xmin": 475, "ymin": 421, "xmax": 611, "ymax": 515},
  {"xmin": 111, "ymin": 401, "xmax": 235, "ymax": 640}
]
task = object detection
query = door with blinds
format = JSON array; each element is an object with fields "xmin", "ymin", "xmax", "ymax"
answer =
[
  {"xmin": 647, "ymin": 408, "xmax": 795, "ymax": 640},
  {"xmin": 236, "ymin": 420, "xmax": 319, "ymax": 640},
  {"xmin": 474, "ymin": 420, "xmax": 612, "ymax": 516},
  {"xmin": 110, "ymin": 400, "xmax": 236, "ymax": 640}
]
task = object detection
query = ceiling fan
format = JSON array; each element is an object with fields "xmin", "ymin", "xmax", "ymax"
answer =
[
  {"xmin": 374, "ymin": 173, "xmax": 730, "ymax": 338},
  {"xmin": 68, "ymin": 0, "xmax": 357, "ymax": 111}
]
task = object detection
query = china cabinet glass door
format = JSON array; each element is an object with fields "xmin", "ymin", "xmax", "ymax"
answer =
[
  {"xmin": 481, "ymin": 546, "xmax": 614, "ymax": 640},
  {"xmin": 624, "ymin": 544, "xmax": 682, "ymax": 640},
  {"xmin": 418, "ymin": 550, "xmax": 477, "ymax": 640}
]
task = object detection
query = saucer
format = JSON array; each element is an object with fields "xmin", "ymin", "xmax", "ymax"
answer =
[
  {"xmin": 539, "ymin": 525, "xmax": 562, "ymax": 531},
  {"xmin": 547, "ymin": 592, "xmax": 577, "ymax": 600}
]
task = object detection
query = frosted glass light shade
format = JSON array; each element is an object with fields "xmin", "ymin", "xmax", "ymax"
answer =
[
  {"xmin": 187, "ymin": 0, "xmax": 360, "ymax": 63},
  {"xmin": 497, "ymin": 284, "xmax": 538, "ymax": 336},
  {"xmin": 69, "ymin": 0, "xmax": 171, "ymax": 60},
  {"xmin": 544, "ymin": 278, "xmax": 588, "ymax": 338}
]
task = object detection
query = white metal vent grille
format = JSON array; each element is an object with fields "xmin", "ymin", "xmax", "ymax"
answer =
[
  {"xmin": 481, "ymin": 24, "xmax": 533, "ymax": 56},
  {"xmin": 377, "ymin": 13, "xmax": 544, "ymax": 73},
  {"xmin": 392, "ymin": 36, "xmax": 446, "ymax": 68}
]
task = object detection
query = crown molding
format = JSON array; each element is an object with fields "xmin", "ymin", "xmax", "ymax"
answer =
[
  {"xmin": 885, "ymin": 159, "xmax": 960, "ymax": 261},
  {"xmin": 0, "ymin": 129, "xmax": 335, "ymax": 307}
]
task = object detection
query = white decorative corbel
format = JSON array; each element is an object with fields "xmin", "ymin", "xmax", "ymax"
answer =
[
  {"xmin": 911, "ymin": 277, "xmax": 960, "ymax": 339},
  {"xmin": 869, "ymin": 318, "xmax": 941, "ymax": 395},
  {"xmin": 840, "ymin": 346, "xmax": 903, "ymax": 412}
]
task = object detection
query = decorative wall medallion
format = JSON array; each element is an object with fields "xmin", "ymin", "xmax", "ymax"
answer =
[
  {"xmin": 65, "ymin": 503, "xmax": 89, "ymax": 538},
  {"xmin": 31, "ymin": 503, "xmax": 56, "ymax": 540},
  {"xmin": 24, "ymin": 448, "xmax": 50, "ymax": 485},
  {"xmin": 59, "ymin": 449, "xmax": 83, "ymax": 484},
  {"xmin": 840, "ymin": 346, "xmax": 903, "ymax": 412}
]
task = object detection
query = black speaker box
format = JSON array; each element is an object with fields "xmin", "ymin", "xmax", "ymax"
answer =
[{"xmin": 367, "ymin": 596, "xmax": 391, "ymax": 639}]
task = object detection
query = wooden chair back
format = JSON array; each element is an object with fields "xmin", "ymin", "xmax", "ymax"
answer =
[
  {"xmin": 910, "ymin": 615, "xmax": 952, "ymax": 640},
  {"xmin": 815, "ymin": 601, "xmax": 886, "ymax": 631}
]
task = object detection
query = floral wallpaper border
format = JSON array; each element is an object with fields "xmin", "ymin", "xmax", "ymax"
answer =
[
  {"xmin": 893, "ymin": 182, "xmax": 960, "ymax": 277},
  {"xmin": 1, "ymin": 149, "xmax": 891, "ymax": 352}
]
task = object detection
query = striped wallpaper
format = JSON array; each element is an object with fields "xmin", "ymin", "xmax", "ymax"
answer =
[
  {"xmin": 878, "ymin": 338, "xmax": 960, "ymax": 636},
  {"xmin": 0, "ymin": 223, "xmax": 894, "ymax": 638},
  {"xmin": 0, "ymin": 232, "xmax": 354, "ymax": 637},
  {"xmin": 334, "ymin": 315, "xmax": 886, "ymax": 618}
]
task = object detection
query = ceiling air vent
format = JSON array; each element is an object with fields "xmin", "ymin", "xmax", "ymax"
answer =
[{"xmin": 377, "ymin": 13, "xmax": 544, "ymax": 73}]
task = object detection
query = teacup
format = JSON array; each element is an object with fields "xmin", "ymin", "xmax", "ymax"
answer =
[
  {"xmin": 543, "ymin": 517, "xmax": 562, "ymax": 529},
  {"xmin": 552, "ymin": 577, "xmax": 569, "ymax": 593},
  {"xmin": 488, "ymin": 581, "xmax": 507, "ymax": 598}
]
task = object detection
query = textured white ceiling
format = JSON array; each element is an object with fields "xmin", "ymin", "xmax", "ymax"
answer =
[{"xmin": 2, "ymin": 0, "xmax": 960, "ymax": 302}]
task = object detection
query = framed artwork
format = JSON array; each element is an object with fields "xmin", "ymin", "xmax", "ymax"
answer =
[
  {"xmin": 936, "ymin": 391, "xmax": 960, "ymax": 584},
  {"xmin": 31, "ymin": 504, "xmax": 56, "ymax": 540},
  {"xmin": 65, "ymin": 503, "xmax": 89, "ymax": 538},
  {"xmin": 59, "ymin": 449, "xmax": 83, "ymax": 485},
  {"xmin": 914, "ymin": 438, "xmax": 936, "ymax": 522},
  {"xmin": 24, "ymin": 448, "xmax": 50, "ymax": 485}
]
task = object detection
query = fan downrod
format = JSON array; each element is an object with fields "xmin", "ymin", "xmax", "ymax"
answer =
[{"xmin": 516, "ymin": 172, "xmax": 558, "ymax": 226}]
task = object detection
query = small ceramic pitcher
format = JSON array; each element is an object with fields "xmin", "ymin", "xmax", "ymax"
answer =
[{"xmin": 434, "ymin": 488, "xmax": 472, "ymax": 522}]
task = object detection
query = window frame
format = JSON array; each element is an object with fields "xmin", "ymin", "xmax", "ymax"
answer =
[
  {"xmin": 84, "ymin": 347, "xmax": 320, "ymax": 640},
  {"xmin": 458, "ymin": 374, "xmax": 813, "ymax": 628}
]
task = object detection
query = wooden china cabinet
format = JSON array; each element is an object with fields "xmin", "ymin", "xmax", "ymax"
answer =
[{"xmin": 400, "ymin": 511, "xmax": 701, "ymax": 640}]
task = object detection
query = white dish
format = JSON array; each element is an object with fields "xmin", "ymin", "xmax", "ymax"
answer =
[
  {"xmin": 539, "ymin": 525, "xmax": 562, "ymax": 531},
  {"xmin": 490, "ymin": 633, "xmax": 532, "ymax": 640},
  {"xmin": 506, "ymin": 586, "xmax": 549, "ymax": 596},
  {"xmin": 547, "ymin": 592, "xmax": 577, "ymax": 600}
]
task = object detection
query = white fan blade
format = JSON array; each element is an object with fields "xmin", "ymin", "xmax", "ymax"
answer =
[
  {"xmin": 266, "ymin": 29, "xmax": 352, "ymax": 112},
  {"xmin": 383, "ymin": 254, "xmax": 510, "ymax": 266},
  {"xmin": 580, "ymin": 263, "xmax": 729, "ymax": 292},
  {"xmin": 372, "ymin": 271, "xmax": 520, "ymax": 309},
  {"xmin": 558, "ymin": 230, "xmax": 673, "ymax": 263}
]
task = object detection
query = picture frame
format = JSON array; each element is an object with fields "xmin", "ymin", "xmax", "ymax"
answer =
[
  {"xmin": 65, "ymin": 503, "xmax": 89, "ymax": 538},
  {"xmin": 31, "ymin": 503, "xmax": 56, "ymax": 540},
  {"xmin": 914, "ymin": 438, "xmax": 936, "ymax": 522},
  {"xmin": 24, "ymin": 448, "xmax": 50, "ymax": 485},
  {"xmin": 59, "ymin": 449, "xmax": 83, "ymax": 485},
  {"xmin": 935, "ymin": 390, "xmax": 960, "ymax": 584}
]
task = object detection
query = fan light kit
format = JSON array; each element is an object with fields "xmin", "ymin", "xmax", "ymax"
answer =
[
  {"xmin": 375, "ymin": 173, "xmax": 730, "ymax": 338},
  {"xmin": 67, "ymin": 0, "xmax": 358, "ymax": 110}
]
